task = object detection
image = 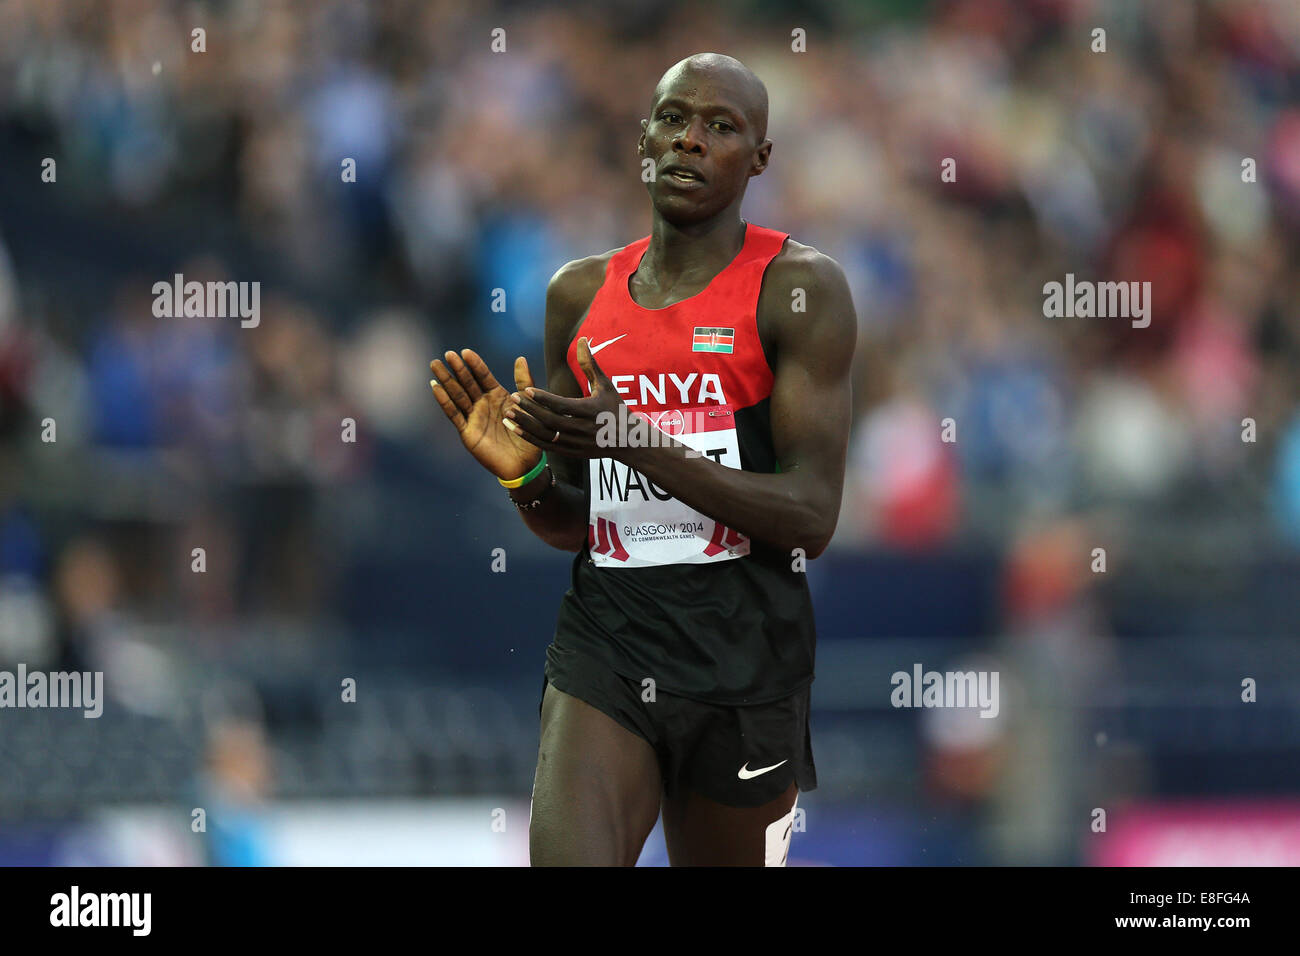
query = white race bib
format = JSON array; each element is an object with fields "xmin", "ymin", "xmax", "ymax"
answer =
[{"xmin": 588, "ymin": 404, "xmax": 749, "ymax": 568}]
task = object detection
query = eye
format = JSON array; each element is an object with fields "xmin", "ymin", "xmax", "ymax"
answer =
[
  {"xmin": 659, "ymin": 112, "xmax": 682, "ymax": 124},
  {"xmin": 710, "ymin": 121, "xmax": 734, "ymax": 132}
]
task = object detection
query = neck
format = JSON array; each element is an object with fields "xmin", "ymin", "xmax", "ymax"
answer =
[{"xmin": 642, "ymin": 211, "xmax": 748, "ymax": 282}]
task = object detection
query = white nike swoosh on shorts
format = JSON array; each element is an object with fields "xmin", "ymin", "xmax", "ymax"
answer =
[{"xmin": 737, "ymin": 760, "xmax": 789, "ymax": 780}]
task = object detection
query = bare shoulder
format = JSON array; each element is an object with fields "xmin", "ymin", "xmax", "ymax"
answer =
[
  {"xmin": 546, "ymin": 249, "xmax": 619, "ymax": 327},
  {"xmin": 542, "ymin": 248, "xmax": 621, "ymax": 382},
  {"xmin": 764, "ymin": 238, "xmax": 850, "ymax": 297},
  {"xmin": 758, "ymin": 238, "xmax": 856, "ymax": 359}
]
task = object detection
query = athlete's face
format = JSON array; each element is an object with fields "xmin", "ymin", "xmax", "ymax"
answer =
[{"xmin": 638, "ymin": 69, "xmax": 771, "ymax": 225}]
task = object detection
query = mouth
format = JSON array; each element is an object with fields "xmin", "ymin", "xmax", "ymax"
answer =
[{"xmin": 662, "ymin": 165, "xmax": 706, "ymax": 187}]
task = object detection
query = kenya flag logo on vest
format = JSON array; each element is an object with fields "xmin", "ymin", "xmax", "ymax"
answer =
[{"xmin": 692, "ymin": 327, "xmax": 734, "ymax": 353}]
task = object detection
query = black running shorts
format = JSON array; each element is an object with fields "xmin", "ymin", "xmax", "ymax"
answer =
[{"xmin": 540, "ymin": 642, "xmax": 817, "ymax": 809}]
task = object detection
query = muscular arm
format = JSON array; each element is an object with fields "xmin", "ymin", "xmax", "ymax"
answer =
[
  {"xmin": 620, "ymin": 248, "xmax": 856, "ymax": 558},
  {"xmin": 511, "ymin": 256, "xmax": 608, "ymax": 552}
]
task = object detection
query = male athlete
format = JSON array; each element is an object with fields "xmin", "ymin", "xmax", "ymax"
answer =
[{"xmin": 429, "ymin": 53, "xmax": 856, "ymax": 866}]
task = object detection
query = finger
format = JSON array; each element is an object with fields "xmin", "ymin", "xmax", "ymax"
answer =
[
  {"xmin": 506, "ymin": 401, "xmax": 592, "ymax": 452},
  {"xmin": 461, "ymin": 348, "xmax": 503, "ymax": 394},
  {"xmin": 444, "ymin": 350, "xmax": 483, "ymax": 404},
  {"xmin": 521, "ymin": 386, "xmax": 587, "ymax": 416},
  {"xmin": 511, "ymin": 393, "xmax": 573, "ymax": 432},
  {"xmin": 429, "ymin": 379, "xmax": 466, "ymax": 431},
  {"xmin": 575, "ymin": 337, "xmax": 608, "ymax": 391},
  {"xmin": 505, "ymin": 404, "xmax": 565, "ymax": 445},
  {"xmin": 513, "ymin": 356, "xmax": 535, "ymax": 393},
  {"xmin": 431, "ymin": 358, "xmax": 473, "ymax": 416},
  {"xmin": 510, "ymin": 398, "xmax": 601, "ymax": 453},
  {"xmin": 503, "ymin": 417, "xmax": 570, "ymax": 454}
]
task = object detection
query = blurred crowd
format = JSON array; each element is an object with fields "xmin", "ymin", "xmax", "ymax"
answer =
[{"xmin": 0, "ymin": 0, "xmax": 1299, "ymax": 831}]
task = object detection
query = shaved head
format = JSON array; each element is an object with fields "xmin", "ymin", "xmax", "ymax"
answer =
[
  {"xmin": 652, "ymin": 52, "xmax": 769, "ymax": 143},
  {"xmin": 639, "ymin": 52, "xmax": 773, "ymax": 225}
]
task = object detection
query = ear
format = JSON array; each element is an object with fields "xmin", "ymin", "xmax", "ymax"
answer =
[
  {"xmin": 750, "ymin": 139, "xmax": 772, "ymax": 178},
  {"xmin": 638, "ymin": 119, "xmax": 648, "ymax": 154}
]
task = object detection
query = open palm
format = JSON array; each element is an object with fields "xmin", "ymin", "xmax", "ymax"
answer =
[{"xmin": 429, "ymin": 348, "xmax": 541, "ymax": 481}]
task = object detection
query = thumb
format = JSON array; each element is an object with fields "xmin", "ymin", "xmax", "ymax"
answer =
[
  {"xmin": 576, "ymin": 337, "xmax": 606, "ymax": 391},
  {"xmin": 513, "ymin": 356, "xmax": 535, "ymax": 392}
]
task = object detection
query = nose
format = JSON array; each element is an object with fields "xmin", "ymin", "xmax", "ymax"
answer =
[{"xmin": 672, "ymin": 116, "xmax": 707, "ymax": 155}]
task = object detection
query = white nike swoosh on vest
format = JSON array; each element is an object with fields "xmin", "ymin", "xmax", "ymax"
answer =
[
  {"xmin": 589, "ymin": 333, "xmax": 628, "ymax": 354},
  {"xmin": 737, "ymin": 760, "xmax": 789, "ymax": 780}
]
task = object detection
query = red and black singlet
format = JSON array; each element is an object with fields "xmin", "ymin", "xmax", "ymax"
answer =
[{"xmin": 551, "ymin": 223, "xmax": 816, "ymax": 705}]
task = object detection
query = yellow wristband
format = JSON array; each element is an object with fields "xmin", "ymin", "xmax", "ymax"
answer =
[{"xmin": 498, "ymin": 453, "xmax": 548, "ymax": 489}]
